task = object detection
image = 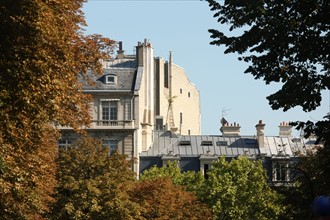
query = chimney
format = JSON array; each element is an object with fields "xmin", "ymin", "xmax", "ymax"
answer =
[
  {"xmin": 117, "ymin": 41, "xmax": 125, "ymax": 59},
  {"xmin": 256, "ymin": 120, "xmax": 265, "ymax": 148},
  {"xmin": 220, "ymin": 121, "xmax": 241, "ymax": 136},
  {"xmin": 279, "ymin": 121, "xmax": 292, "ymax": 137}
]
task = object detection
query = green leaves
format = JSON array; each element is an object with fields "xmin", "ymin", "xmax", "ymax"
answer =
[
  {"xmin": 207, "ymin": 0, "xmax": 329, "ymax": 112},
  {"xmin": 52, "ymin": 136, "xmax": 138, "ymax": 220},
  {"xmin": 140, "ymin": 157, "xmax": 284, "ymax": 219},
  {"xmin": 203, "ymin": 157, "xmax": 283, "ymax": 220}
]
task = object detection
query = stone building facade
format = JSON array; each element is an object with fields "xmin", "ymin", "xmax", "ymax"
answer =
[{"xmin": 58, "ymin": 39, "xmax": 201, "ymax": 175}]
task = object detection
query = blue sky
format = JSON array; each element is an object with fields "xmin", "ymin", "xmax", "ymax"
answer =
[{"xmin": 83, "ymin": 0, "xmax": 328, "ymax": 136}]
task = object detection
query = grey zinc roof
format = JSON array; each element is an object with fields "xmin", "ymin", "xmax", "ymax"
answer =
[
  {"xmin": 262, "ymin": 136, "xmax": 317, "ymax": 157},
  {"xmin": 140, "ymin": 131, "xmax": 260, "ymax": 158},
  {"xmin": 140, "ymin": 131, "xmax": 319, "ymax": 158},
  {"xmin": 82, "ymin": 69, "xmax": 136, "ymax": 91},
  {"xmin": 81, "ymin": 58, "xmax": 137, "ymax": 91}
]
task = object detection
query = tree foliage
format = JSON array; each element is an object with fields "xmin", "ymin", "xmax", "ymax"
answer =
[
  {"xmin": 207, "ymin": 3, "xmax": 330, "ymax": 213},
  {"xmin": 0, "ymin": 0, "xmax": 115, "ymax": 218},
  {"xmin": 207, "ymin": 0, "xmax": 329, "ymax": 111},
  {"xmin": 51, "ymin": 137, "xmax": 140, "ymax": 220},
  {"xmin": 140, "ymin": 161, "xmax": 205, "ymax": 194},
  {"xmin": 0, "ymin": 126, "xmax": 57, "ymax": 220},
  {"xmin": 140, "ymin": 158, "xmax": 284, "ymax": 219},
  {"xmin": 130, "ymin": 177, "xmax": 213, "ymax": 220},
  {"xmin": 203, "ymin": 157, "xmax": 284, "ymax": 220},
  {"xmin": 207, "ymin": 0, "xmax": 330, "ymax": 145}
]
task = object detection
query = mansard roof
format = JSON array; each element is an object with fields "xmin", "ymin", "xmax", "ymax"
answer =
[
  {"xmin": 140, "ymin": 131, "xmax": 318, "ymax": 158},
  {"xmin": 81, "ymin": 57, "xmax": 137, "ymax": 92}
]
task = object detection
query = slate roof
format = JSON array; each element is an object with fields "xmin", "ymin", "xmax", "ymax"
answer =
[
  {"xmin": 140, "ymin": 131, "xmax": 318, "ymax": 158},
  {"xmin": 81, "ymin": 58, "xmax": 137, "ymax": 91}
]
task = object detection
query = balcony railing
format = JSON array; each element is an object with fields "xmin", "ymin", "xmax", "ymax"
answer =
[
  {"xmin": 90, "ymin": 120, "xmax": 134, "ymax": 129},
  {"xmin": 57, "ymin": 120, "xmax": 134, "ymax": 130}
]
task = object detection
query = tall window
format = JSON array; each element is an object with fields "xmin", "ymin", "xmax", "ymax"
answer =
[
  {"xmin": 125, "ymin": 99, "xmax": 131, "ymax": 120},
  {"xmin": 102, "ymin": 101, "xmax": 118, "ymax": 121},
  {"xmin": 102, "ymin": 140, "xmax": 118, "ymax": 155},
  {"xmin": 273, "ymin": 162, "xmax": 289, "ymax": 182}
]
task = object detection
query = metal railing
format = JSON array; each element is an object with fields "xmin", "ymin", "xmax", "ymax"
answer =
[{"xmin": 92, "ymin": 120, "xmax": 134, "ymax": 128}]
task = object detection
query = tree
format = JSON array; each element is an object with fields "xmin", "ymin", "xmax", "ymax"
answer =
[
  {"xmin": 203, "ymin": 157, "xmax": 284, "ymax": 220},
  {"xmin": 51, "ymin": 136, "xmax": 140, "ymax": 220},
  {"xmin": 0, "ymin": 0, "xmax": 115, "ymax": 218},
  {"xmin": 206, "ymin": 0, "xmax": 330, "ymax": 144},
  {"xmin": 129, "ymin": 177, "xmax": 213, "ymax": 220},
  {"xmin": 207, "ymin": 2, "xmax": 330, "ymax": 216},
  {"xmin": 0, "ymin": 126, "xmax": 57, "ymax": 220},
  {"xmin": 140, "ymin": 161, "xmax": 205, "ymax": 194}
]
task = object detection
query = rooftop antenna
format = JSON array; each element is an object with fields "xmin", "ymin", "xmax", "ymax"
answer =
[
  {"xmin": 221, "ymin": 107, "xmax": 232, "ymax": 118},
  {"xmin": 221, "ymin": 107, "xmax": 231, "ymax": 126}
]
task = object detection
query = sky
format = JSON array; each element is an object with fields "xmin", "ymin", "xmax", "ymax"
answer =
[{"xmin": 82, "ymin": 0, "xmax": 329, "ymax": 136}]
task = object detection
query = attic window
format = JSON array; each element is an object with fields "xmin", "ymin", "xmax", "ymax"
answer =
[
  {"xmin": 216, "ymin": 141, "xmax": 227, "ymax": 146},
  {"xmin": 292, "ymin": 138, "xmax": 301, "ymax": 143},
  {"xmin": 201, "ymin": 141, "xmax": 213, "ymax": 146},
  {"xmin": 106, "ymin": 75, "xmax": 116, "ymax": 84},
  {"xmin": 179, "ymin": 140, "xmax": 191, "ymax": 146}
]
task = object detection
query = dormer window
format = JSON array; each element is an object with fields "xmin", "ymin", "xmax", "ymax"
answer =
[{"xmin": 105, "ymin": 74, "xmax": 116, "ymax": 84}]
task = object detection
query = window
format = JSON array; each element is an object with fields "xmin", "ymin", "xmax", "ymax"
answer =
[
  {"xmin": 180, "ymin": 112, "xmax": 183, "ymax": 124},
  {"xmin": 188, "ymin": 92, "xmax": 190, "ymax": 98},
  {"xmin": 164, "ymin": 63, "xmax": 169, "ymax": 88},
  {"xmin": 179, "ymin": 140, "xmax": 191, "ymax": 146},
  {"xmin": 188, "ymin": 129, "xmax": 191, "ymax": 135},
  {"xmin": 102, "ymin": 101, "xmax": 118, "ymax": 125},
  {"xmin": 272, "ymin": 162, "xmax": 289, "ymax": 182},
  {"xmin": 292, "ymin": 138, "xmax": 301, "ymax": 143},
  {"xmin": 102, "ymin": 140, "xmax": 118, "ymax": 155},
  {"xmin": 201, "ymin": 141, "xmax": 213, "ymax": 146},
  {"xmin": 204, "ymin": 164, "xmax": 210, "ymax": 179},
  {"xmin": 180, "ymin": 88, "xmax": 182, "ymax": 94},
  {"xmin": 106, "ymin": 75, "xmax": 116, "ymax": 84},
  {"xmin": 216, "ymin": 141, "xmax": 228, "ymax": 146},
  {"xmin": 58, "ymin": 139, "xmax": 72, "ymax": 150},
  {"xmin": 125, "ymin": 99, "xmax": 131, "ymax": 120}
]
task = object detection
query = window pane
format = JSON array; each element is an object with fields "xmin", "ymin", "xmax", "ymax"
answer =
[
  {"xmin": 102, "ymin": 140, "xmax": 118, "ymax": 155},
  {"xmin": 110, "ymin": 102, "xmax": 117, "ymax": 120},
  {"xmin": 125, "ymin": 100, "xmax": 131, "ymax": 120},
  {"xmin": 102, "ymin": 101, "xmax": 110, "ymax": 120},
  {"xmin": 109, "ymin": 140, "xmax": 118, "ymax": 153}
]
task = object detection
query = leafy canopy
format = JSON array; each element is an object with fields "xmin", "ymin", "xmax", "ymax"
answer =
[
  {"xmin": 0, "ymin": 0, "xmax": 115, "ymax": 218},
  {"xmin": 207, "ymin": 0, "xmax": 329, "ymax": 113},
  {"xmin": 130, "ymin": 177, "xmax": 213, "ymax": 220},
  {"xmin": 51, "ymin": 136, "xmax": 140, "ymax": 220},
  {"xmin": 140, "ymin": 158, "xmax": 284, "ymax": 220},
  {"xmin": 203, "ymin": 157, "xmax": 284, "ymax": 220}
]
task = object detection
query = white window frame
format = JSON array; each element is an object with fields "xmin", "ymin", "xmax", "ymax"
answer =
[
  {"xmin": 100, "ymin": 99, "xmax": 119, "ymax": 125},
  {"xmin": 105, "ymin": 75, "xmax": 116, "ymax": 84}
]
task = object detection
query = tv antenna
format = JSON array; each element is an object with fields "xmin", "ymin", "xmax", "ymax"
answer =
[{"xmin": 221, "ymin": 108, "xmax": 232, "ymax": 118}]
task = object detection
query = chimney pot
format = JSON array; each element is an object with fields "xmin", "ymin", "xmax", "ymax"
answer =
[{"xmin": 259, "ymin": 120, "xmax": 262, "ymax": 124}]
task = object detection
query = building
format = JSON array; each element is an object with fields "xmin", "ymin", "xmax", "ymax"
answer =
[
  {"xmin": 58, "ymin": 39, "xmax": 201, "ymax": 174},
  {"xmin": 140, "ymin": 119, "xmax": 319, "ymax": 185}
]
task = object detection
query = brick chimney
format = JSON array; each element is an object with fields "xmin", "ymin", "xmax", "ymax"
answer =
[
  {"xmin": 117, "ymin": 41, "xmax": 125, "ymax": 59},
  {"xmin": 220, "ymin": 121, "xmax": 241, "ymax": 136},
  {"xmin": 279, "ymin": 121, "xmax": 292, "ymax": 137},
  {"xmin": 256, "ymin": 120, "xmax": 265, "ymax": 148}
]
